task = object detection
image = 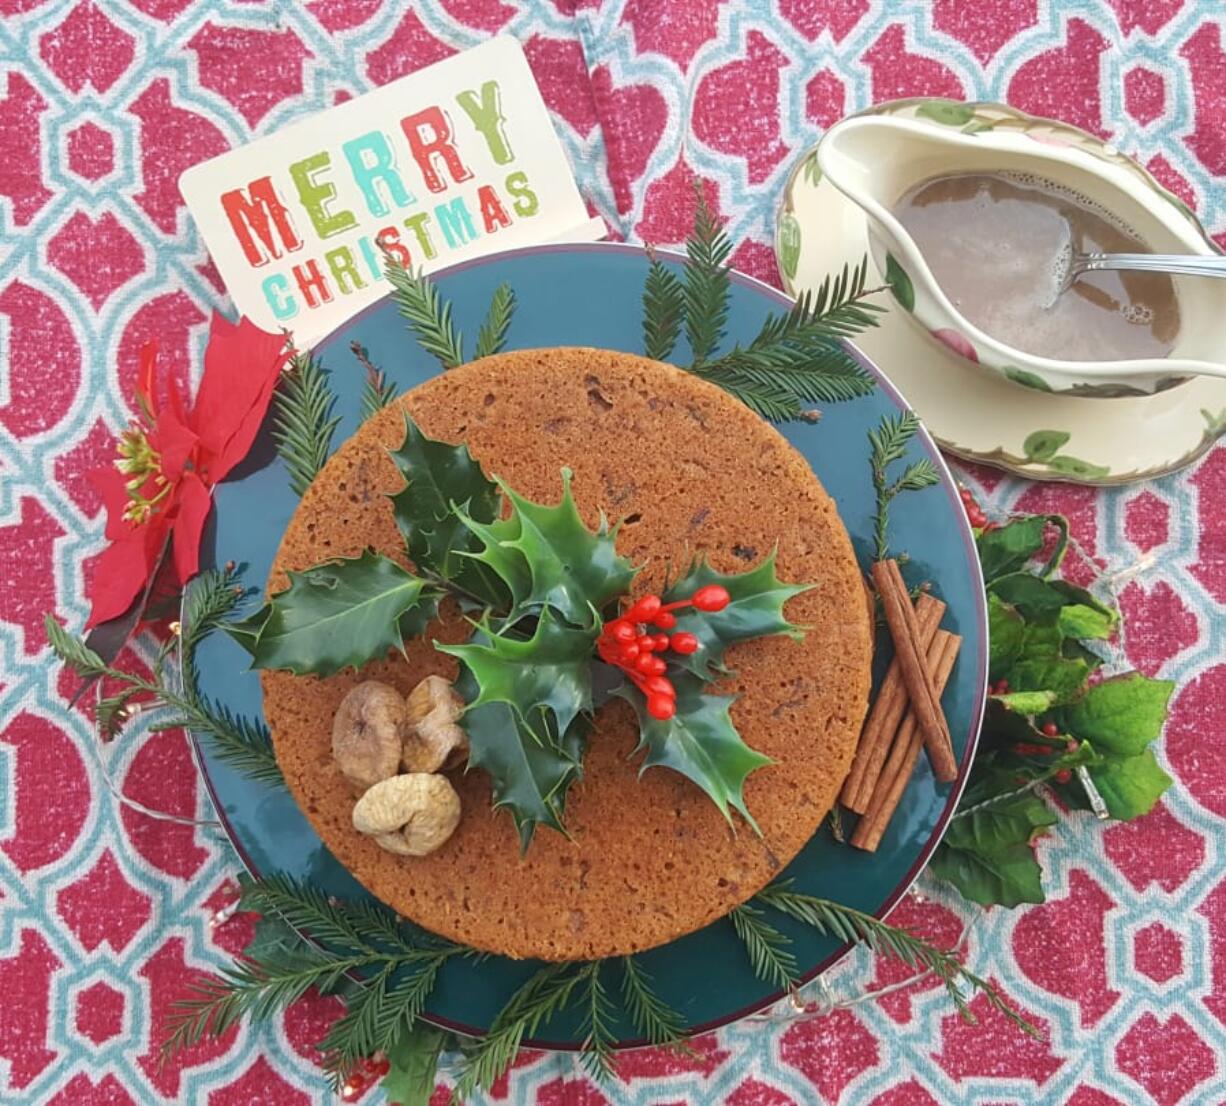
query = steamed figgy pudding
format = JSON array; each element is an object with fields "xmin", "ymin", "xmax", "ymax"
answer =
[{"xmin": 257, "ymin": 347, "xmax": 873, "ymax": 962}]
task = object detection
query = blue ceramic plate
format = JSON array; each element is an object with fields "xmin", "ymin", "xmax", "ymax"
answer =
[{"xmin": 193, "ymin": 243, "xmax": 986, "ymax": 1048}]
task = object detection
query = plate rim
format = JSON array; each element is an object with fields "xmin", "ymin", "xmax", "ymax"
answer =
[{"xmin": 189, "ymin": 240, "xmax": 988, "ymax": 1048}]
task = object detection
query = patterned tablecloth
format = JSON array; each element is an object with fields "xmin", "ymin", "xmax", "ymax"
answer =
[{"xmin": 3, "ymin": 2, "xmax": 1226, "ymax": 1103}]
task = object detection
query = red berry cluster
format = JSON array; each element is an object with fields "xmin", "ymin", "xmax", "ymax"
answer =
[
  {"xmin": 341, "ymin": 1054, "xmax": 391, "ymax": 1101},
  {"xmin": 1011, "ymin": 721, "xmax": 1078, "ymax": 783},
  {"xmin": 597, "ymin": 585, "xmax": 731, "ymax": 721},
  {"xmin": 958, "ymin": 486, "xmax": 996, "ymax": 532}
]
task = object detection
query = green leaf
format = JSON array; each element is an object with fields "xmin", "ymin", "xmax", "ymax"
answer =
[
  {"xmin": 272, "ymin": 353, "xmax": 341, "ymax": 498},
  {"xmin": 1003, "ymin": 366, "xmax": 1052, "ymax": 392},
  {"xmin": 438, "ymin": 611, "xmax": 597, "ymax": 736},
  {"xmin": 992, "ymin": 690, "xmax": 1057, "ymax": 715},
  {"xmin": 976, "ymin": 516, "xmax": 1048, "ymax": 582},
  {"xmin": 684, "ymin": 184, "xmax": 733, "ymax": 366},
  {"xmin": 1060, "ymin": 673, "xmax": 1174, "ymax": 756},
  {"xmin": 1047, "ymin": 455, "xmax": 1111, "ymax": 479},
  {"xmin": 246, "ymin": 551, "xmax": 437, "ymax": 676},
  {"xmin": 915, "ymin": 100, "xmax": 976, "ymax": 126},
  {"xmin": 387, "ymin": 412, "xmax": 503, "ymax": 604},
  {"xmin": 642, "ymin": 255, "xmax": 686, "ymax": 361},
  {"xmin": 460, "ymin": 469, "xmax": 638, "ymax": 629},
  {"xmin": 381, "ymin": 1023, "xmax": 447, "ymax": 1106},
  {"xmin": 1057, "ymin": 603, "xmax": 1115, "ymax": 640},
  {"xmin": 1083, "ymin": 748, "xmax": 1172, "ymax": 820},
  {"xmin": 987, "ymin": 594, "xmax": 1024, "ymax": 681},
  {"xmin": 1022, "ymin": 429, "xmax": 1071, "ymax": 463},
  {"xmin": 884, "ymin": 253, "xmax": 914, "ymax": 312},
  {"xmin": 456, "ymin": 663, "xmax": 587, "ymax": 849},
  {"xmin": 930, "ymin": 835, "xmax": 1046, "ymax": 908},
  {"xmin": 1008, "ymin": 652, "xmax": 1089, "ymax": 703},
  {"xmin": 620, "ymin": 673, "xmax": 771, "ymax": 829},
  {"xmin": 801, "ymin": 151, "xmax": 822, "ymax": 186},
  {"xmin": 662, "ymin": 552, "xmax": 809, "ymax": 680},
  {"xmin": 989, "ymin": 574, "xmax": 1069, "ymax": 621},
  {"xmin": 778, "ymin": 212, "xmax": 801, "ymax": 281},
  {"xmin": 473, "ymin": 283, "xmax": 516, "ymax": 360}
]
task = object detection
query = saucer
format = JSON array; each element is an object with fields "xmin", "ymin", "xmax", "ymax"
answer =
[{"xmin": 775, "ymin": 101, "xmax": 1226, "ymax": 485}]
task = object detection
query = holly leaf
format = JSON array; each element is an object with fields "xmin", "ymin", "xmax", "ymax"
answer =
[
  {"xmin": 437, "ymin": 611, "xmax": 597, "ymax": 736},
  {"xmin": 381, "ymin": 1023, "xmax": 448, "ymax": 1106},
  {"xmin": 455, "ymin": 661, "xmax": 587, "ymax": 850},
  {"xmin": 662, "ymin": 552, "xmax": 810, "ymax": 680},
  {"xmin": 619, "ymin": 673, "xmax": 772, "ymax": 829},
  {"xmin": 239, "ymin": 551, "xmax": 437, "ymax": 676},
  {"xmin": 457, "ymin": 469, "xmax": 638, "ymax": 628},
  {"xmin": 388, "ymin": 413, "xmax": 503, "ymax": 605},
  {"xmin": 1058, "ymin": 673, "xmax": 1175, "ymax": 756},
  {"xmin": 1057, "ymin": 603, "xmax": 1115, "ymax": 640}
]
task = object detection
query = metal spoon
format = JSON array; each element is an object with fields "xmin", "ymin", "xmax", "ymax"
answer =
[{"xmin": 1059, "ymin": 250, "xmax": 1226, "ymax": 292}]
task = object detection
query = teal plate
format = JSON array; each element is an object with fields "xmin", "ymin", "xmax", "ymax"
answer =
[{"xmin": 193, "ymin": 242, "xmax": 987, "ymax": 1049}]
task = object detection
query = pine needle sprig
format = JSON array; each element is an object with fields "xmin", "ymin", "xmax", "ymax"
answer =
[
  {"xmin": 619, "ymin": 956, "xmax": 691, "ymax": 1052},
  {"xmin": 576, "ymin": 962, "xmax": 618, "ymax": 1083},
  {"xmin": 868, "ymin": 411, "xmax": 941, "ymax": 561},
  {"xmin": 683, "ymin": 184, "xmax": 733, "ymax": 367},
  {"xmin": 728, "ymin": 903, "xmax": 799, "ymax": 990},
  {"xmin": 273, "ymin": 352, "xmax": 341, "ymax": 497},
  {"xmin": 474, "ymin": 283, "xmax": 516, "ymax": 360},
  {"xmin": 352, "ymin": 342, "xmax": 399, "ymax": 421},
  {"xmin": 45, "ymin": 617, "xmax": 107, "ymax": 679},
  {"xmin": 181, "ymin": 566, "xmax": 245, "ymax": 654},
  {"xmin": 753, "ymin": 881, "xmax": 1041, "ymax": 1038},
  {"xmin": 451, "ymin": 963, "xmax": 586, "ymax": 1098},
  {"xmin": 385, "ymin": 256, "xmax": 466, "ymax": 369},
  {"xmin": 642, "ymin": 251, "xmax": 686, "ymax": 361},
  {"xmin": 153, "ymin": 699, "xmax": 282, "ymax": 785}
]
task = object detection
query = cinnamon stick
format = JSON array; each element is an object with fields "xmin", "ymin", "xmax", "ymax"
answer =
[
  {"xmin": 842, "ymin": 593, "xmax": 946, "ymax": 813},
  {"xmin": 852, "ymin": 630, "xmax": 962, "ymax": 852},
  {"xmin": 871, "ymin": 559, "xmax": 957, "ymax": 783}
]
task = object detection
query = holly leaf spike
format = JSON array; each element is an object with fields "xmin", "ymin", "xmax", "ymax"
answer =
[
  {"xmin": 239, "ymin": 550, "xmax": 438, "ymax": 676},
  {"xmin": 437, "ymin": 610, "xmax": 598, "ymax": 737},
  {"xmin": 387, "ymin": 413, "xmax": 503, "ymax": 604},
  {"xmin": 618, "ymin": 673, "xmax": 772, "ymax": 830},
  {"xmin": 456, "ymin": 468, "xmax": 638, "ymax": 629},
  {"xmin": 664, "ymin": 551, "xmax": 811, "ymax": 680}
]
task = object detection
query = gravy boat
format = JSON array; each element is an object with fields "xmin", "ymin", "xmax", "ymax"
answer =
[{"xmin": 818, "ymin": 108, "xmax": 1226, "ymax": 397}]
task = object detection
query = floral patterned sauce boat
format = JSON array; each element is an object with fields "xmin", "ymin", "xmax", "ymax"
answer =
[{"xmin": 817, "ymin": 109, "xmax": 1226, "ymax": 398}]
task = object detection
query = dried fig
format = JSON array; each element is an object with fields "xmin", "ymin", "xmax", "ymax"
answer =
[
  {"xmin": 352, "ymin": 773, "xmax": 462, "ymax": 856},
  {"xmin": 402, "ymin": 674, "xmax": 468, "ymax": 772},
  {"xmin": 331, "ymin": 681, "xmax": 404, "ymax": 793}
]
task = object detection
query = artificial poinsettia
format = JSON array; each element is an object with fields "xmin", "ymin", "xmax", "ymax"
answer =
[{"xmin": 86, "ymin": 313, "xmax": 288, "ymax": 627}]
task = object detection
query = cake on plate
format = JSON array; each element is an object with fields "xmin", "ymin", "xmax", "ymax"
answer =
[{"xmin": 260, "ymin": 346, "xmax": 873, "ymax": 962}]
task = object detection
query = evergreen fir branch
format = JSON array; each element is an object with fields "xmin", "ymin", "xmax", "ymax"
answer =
[
  {"xmin": 576, "ymin": 962, "xmax": 617, "ymax": 1083},
  {"xmin": 452, "ymin": 964, "xmax": 585, "ymax": 1098},
  {"xmin": 868, "ymin": 411, "xmax": 940, "ymax": 562},
  {"xmin": 272, "ymin": 352, "xmax": 341, "ymax": 497},
  {"xmin": 683, "ymin": 184, "xmax": 732, "ymax": 366},
  {"xmin": 753, "ymin": 882, "xmax": 1041, "ymax": 1038},
  {"xmin": 642, "ymin": 252, "xmax": 686, "ymax": 361},
  {"xmin": 45, "ymin": 615, "xmax": 108, "ymax": 678},
  {"xmin": 619, "ymin": 956, "xmax": 691, "ymax": 1052},
  {"xmin": 352, "ymin": 342, "xmax": 399, "ymax": 421},
  {"xmin": 729, "ymin": 903, "xmax": 799, "ymax": 990},
  {"xmin": 181, "ymin": 567, "xmax": 245, "ymax": 654},
  {"xmin": 385, "ymin": 256, "xmax": 465, "ymax": 369},
  {"xmin": 473, "ymin": 283, "xmax": 516, "ymax": 360},
  {"xmin": 152, "ymin": 699, "xmax": 282, "ymax": 785}
]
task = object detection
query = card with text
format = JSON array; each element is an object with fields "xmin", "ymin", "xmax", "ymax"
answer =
[{"xmin": 180, "ymin": 36, "xmax": 601, "ymax": 343}]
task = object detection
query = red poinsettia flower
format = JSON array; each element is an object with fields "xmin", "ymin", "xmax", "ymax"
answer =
[{"xmin": 86, "ymin": 313, "xmax": 288, "ymax": 627}]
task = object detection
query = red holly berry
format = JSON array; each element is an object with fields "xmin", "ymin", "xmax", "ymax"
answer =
[
  {"xmin": 654, "ymin": 611, "xmax": 676, "ymax": 630},
  {"xmin": 1054, "ymin": 768, "xmax": 1072, "ymax": 784},
  {"xmin": 622, "ymin": 643, "xmax": 640, "ymax": 660},
  {"xmin": 652, "ymin": 633, "xmax": 670, "ymax": 652},
  {"xmin": 646, "ymin": 656, "xmax": 667, "ymax": 675},
  {"xmin": 1066, "ymin": 739, "xmax": 1079, "ymax": 752},
  {"xmin": 644, "ymin": 676, "xmax": 675, "ymax": 697},
  {"xmin": 670, "ymin": 631, "xmax": 699, "ymax": 654},
  {"xmin": 635, "ymin": 653, "xmax": 657, "ymax": 673},
  {"xmin": 609, "ymin": 620, "xmax": 635, "ymax": 643},
  {"xmin": 692, "ymin": 585, "xmax": 730, "ymax": 612},
  {"xmin": 1042, "ymin": 722, "xmax": 1060, "ymax": 737},
  {"xmin": 629, "ymin": 594, "xmax": 662, "ymax": 621},
  {"xmin": 647, "ymin": 694, "xmax": 676, "ymax": 720},
  {"xmin": 995, "ymin": 679, "xmax": 1010, "ymax": 694}
]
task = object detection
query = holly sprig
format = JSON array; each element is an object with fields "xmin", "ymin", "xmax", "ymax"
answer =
[{"xmin": 929, "ymin": 510, "xmax": 1174, "ymax": 907}]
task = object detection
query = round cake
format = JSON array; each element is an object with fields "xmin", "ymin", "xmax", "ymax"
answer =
[{"xmin": 262, "ymin": 347, "xmax": 872, "ymax": 961}]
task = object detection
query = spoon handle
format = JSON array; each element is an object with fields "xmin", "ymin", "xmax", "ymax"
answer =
[{"xmin": 1075, "ymin": 252, "xmax": 1226, "ymax": 278}]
